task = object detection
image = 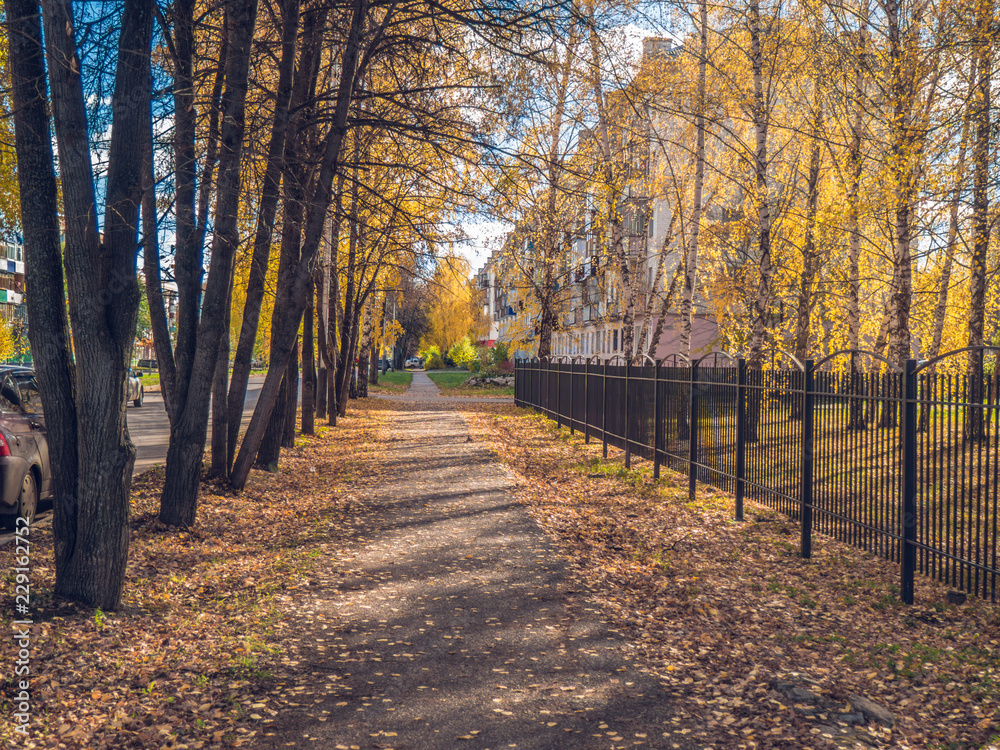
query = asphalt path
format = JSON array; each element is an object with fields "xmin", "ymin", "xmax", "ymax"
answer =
[
  {"xmin": 0, "ymin": 375, "xmax": 265, "ymax": 546},
  {"xmin": 258, "ymin": 371, "xmax": 676, "ymax": 749}
]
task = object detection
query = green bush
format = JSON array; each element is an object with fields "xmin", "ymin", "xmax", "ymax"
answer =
[
  {"xmin": 448, "ymin": 336, "xmax": 478, "ymax": 370},
  {"xmin": 470, "ymin": 359, "xmax": 482, "ymax": 373},
  {"xmin": 478, "ymin": 363, "xmax": 506, "ymax": 379},
  {"xmin": 490, "ymin": 341, "xmax": 510, "ymax": 368},
  {"xmin": 425, "ymin": 352, "xmax": 444, "ymax": 369}
]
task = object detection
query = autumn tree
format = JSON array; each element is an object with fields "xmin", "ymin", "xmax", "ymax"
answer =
[{"xmin": 7, "ymin": 0, "xmax": 153, "ymax": 608}]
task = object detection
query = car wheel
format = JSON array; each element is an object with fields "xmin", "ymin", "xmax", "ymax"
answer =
[
  {"xmin": 9, "ymin": 471, "xmax": 37, "ymax": 529},
  {"xmin": 134, "ymin": 387, "xmax": 143, "ymax": 408}
]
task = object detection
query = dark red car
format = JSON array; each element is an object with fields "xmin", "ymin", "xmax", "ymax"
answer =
[{"xmin": 0, "ymin": 367, "xmax": 52, "ymax": 530}]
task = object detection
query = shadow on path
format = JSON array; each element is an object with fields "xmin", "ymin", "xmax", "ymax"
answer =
[{"xmin": 255, "ymin": 401, "xmax": 683, "ymax": 750}]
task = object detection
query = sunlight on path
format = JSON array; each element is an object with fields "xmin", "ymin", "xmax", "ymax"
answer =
[{"xmin": 256, "ymin": 401, "xmax": 683, "ymax": 749}]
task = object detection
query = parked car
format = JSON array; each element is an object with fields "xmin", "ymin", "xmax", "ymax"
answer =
[
  {"xmin": 405, "ymin": 357, "xmax": 421, "ymax": 369},
  {"xmin": 127, "ymin": 368, "xmax": 144, "ymax": 407},
  {"xmin": 0, "ymin": 367, "xmax": 51, "ymax": 530}
]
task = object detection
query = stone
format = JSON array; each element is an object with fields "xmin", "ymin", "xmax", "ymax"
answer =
[
  {"xmin": 773, "ymin": 680, "xmax": 821, "ymax": 703},
  {"xmin": 947, "ymin": 590, "xmax": 967, "ymax": 605},
  {"xmin": 849, "ymin": 695, "xmax": 895, "ymax": 727}
]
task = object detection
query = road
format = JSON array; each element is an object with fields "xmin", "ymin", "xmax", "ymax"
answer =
[
  {"xmin": 0, "ymin": 376, "xmax": 265, "ymax": 545},
  {"xmin": 129, "ymin": 375, "xmax": 264, "ymax": 475}
]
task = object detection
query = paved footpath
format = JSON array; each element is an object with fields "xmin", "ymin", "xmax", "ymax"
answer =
[{"xmin": 258, "ymin": 372, "xmax": 680, "ymax": 749}]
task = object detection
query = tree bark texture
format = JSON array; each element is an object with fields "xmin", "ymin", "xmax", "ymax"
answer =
[
  {"xmin": 5, "ymin": 0, "xmax": 79, "ymax": 595},
  {"xmin": 965, "ymin": 0, "xmax": 993, "ymax": 440},
  {"xmin": 35, "ymin": 0, "xmax": 153, "ymax": 608},
  {"xmin": 226, "ymin": 0, "xmax": 307, "ymax": 469},
  {"xmin": 161, "ymin": 0, "xmax": 260, "ymax": 524},
  {"xmin": 679, "ymin": 0, "xmax": 708, "ymax": 359},
  {"xmin": 230, "ymin": 0, "xmax": 373, "ymax": 490},
  {"xmin": 302, "ymin": 279, "xmax": 316, "ymax": 435}
]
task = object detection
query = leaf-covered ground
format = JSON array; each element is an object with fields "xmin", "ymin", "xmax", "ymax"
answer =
[
  {"xmin": 461, "ymin": 406, "xmax": 1000, "ymax": 750},
  {"xmin": 3, "ymin": 397, "xmax": 998, "ymax": 749},
  {"xmin": 0, "ymin": 406, "xmax": 388, "ymax": 749}
]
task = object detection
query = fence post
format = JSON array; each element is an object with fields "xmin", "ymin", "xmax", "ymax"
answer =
[
  {"xmin": 541, "ymin": 359, "xmax": 547, "ymax": 416},
  {"xmin": 625, "ymin": 360, "xmax": 632, "ymax": 469},
  {"xmin": 688, "ymin": 360, "xmax": 699, "ymax": 502},
  {"xmin": 569, "ymin": 362, "xmax": 575, "ymax": 435},
  {"xmin": 556, "ymin": 361, "xmax": 563, "ymax": 430},
  {"xmin": 735, "ymin": 358, "xmax": 746, "ymax": 521},
  {"xmin": 584, "ymin": 361, "xmax": 590, "ymax": 443},
  {"xmin": 602, "ymin": 360, "xmax": 609, "ymax": 459},
  {"xmin": 800, "ymin": 359, "xmax": 815, "ymax": 559},
  {"xmin": 900, "ymin": 358, "xmax": 918, "ymax": 605},
  {"xmin": 653, "ymin": 362, "xmax": 661, "ymax": 480}
]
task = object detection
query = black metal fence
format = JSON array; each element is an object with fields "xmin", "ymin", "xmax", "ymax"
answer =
[{"xmin": 514, "ymin": 347, "xmax": 1000, "ymax": 605}]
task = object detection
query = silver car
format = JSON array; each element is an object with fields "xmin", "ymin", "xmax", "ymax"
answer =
[{"xmin": 127, "ymin": 368, "xmax": 144, "ymax": 407}]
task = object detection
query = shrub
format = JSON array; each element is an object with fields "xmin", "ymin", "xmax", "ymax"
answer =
[
  {"xmin": 490, "ymin": 340, "xmax": 510, "ymax": 368},
  {"xmin": 448, "ymin": 336, "xmax": 478, "ymax": 370},
  {"xmin": 478, "ymin": 363, "xmax": 506, "ymax": 379},
  {"xmin": 425, "ymin": 352, "xmax": 444, "ymax": 370}
]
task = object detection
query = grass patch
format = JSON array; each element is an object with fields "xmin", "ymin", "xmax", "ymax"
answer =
[
  {"xmin": 427, "ymin": 369, "xmax": 513, "ymax": 396},
  {"xmin": 378, "ymin": 370, "xmax": 412, "ymax": 387},
  {"xmin": 370, "ymin": 370, "xmax": 412, "ymax": 394}
]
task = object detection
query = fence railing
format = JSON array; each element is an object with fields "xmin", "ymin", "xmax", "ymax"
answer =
[{"xmin": 514, "ymin": 348, "xmax": 1000, "ymax": 605}]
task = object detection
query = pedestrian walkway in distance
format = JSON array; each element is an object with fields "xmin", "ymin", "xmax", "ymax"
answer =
[
  {"xmin": 373, "ymin": 368, "xmax": 514, "ymax": 404},
  {"xmin": 256, "ymin": 378, "xmax": 684, "ymax": 749}
]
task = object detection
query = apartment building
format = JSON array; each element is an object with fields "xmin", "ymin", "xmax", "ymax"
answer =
[
  {"xmin": 0, "ymin": 241, "xmax": 26, "ymax": 323},
  {"xmin": 475, "ymin": 38, "xmax": 723, "ymax": 362}
]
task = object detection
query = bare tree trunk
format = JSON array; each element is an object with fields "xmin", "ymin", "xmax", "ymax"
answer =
[
  {"xmin": 226, "ymin": 0, "xmax": 305, "ymax": 470},
  {"xmin": 327, "ymin": 192, "xmax": 344, "ymax": 424},
  {"xmin": 170, "ymin": 0, "xmax": 201, "ymax": 405},
  {"xmin": 746, "ymin": 0, "xmax": 773, "ymax": 441},
  {"xmin": 647, "ymin": 263, "xmax": 682, "ymax": 358},
  {"xmin": 679, "ymin": 0, "xmax": 708, "ymax": 359},
  {"xmin": 282, "ymin": 342, "xmax": 298, "ymax": 448},
  {"xmin": 589, "ymin": 14, "xmax": 633, "ymax": 359},
  {"xmin": 884, "ymin": 0, "xmax": 915, "ymax": 368},
  {"xmin": 638, "ymin": 210, "xmax": 678, "ymax": 355},
  {"xmin": 256, "ymin": 374, "xmax": 285, "ymax": 471},
  {"xmin": 34, "ymin": 0, "xmax": 152, "ymax": 607},
  {"xmin": 230, "ymin": 0, "xmax": 374, "ymax": 490},
  {"xmin": 315, "ymin": 242, "xmax": 328, "ymax": 417},
  {"xmin": 302, "ymin": 278, "xmax": 316, "ymax": 435},
  {"xmin": 336, "ymin": 143, "xmax": 362, "ymax": 413},
  {"xmin": 6, "ymin": 0, "xmax": 79, "ymax": 595},
  {"xmin": 357, "ymin": 297, "xmax": 373, "ymax": 398},
  {"xmin": 845, "ymin": 0, "xmax": 869, "ymax": 431},
  {"xmin": 534, "ymin": 21, "xmax": 578, "ymax": 359},
  {"xmin": 161, "ymin": 0, "xmax": 260, "ymax": 525},
  {"xmin": 210, "ymin": 279, "xmax": 233, "ymax": 476},
  {"xmin": 966, "ymin": 3, "xmax": 993, "ymax": 440},
  {"xmin": 142, "ymin": 115, "xmax": 173, "ymax": 413}
]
